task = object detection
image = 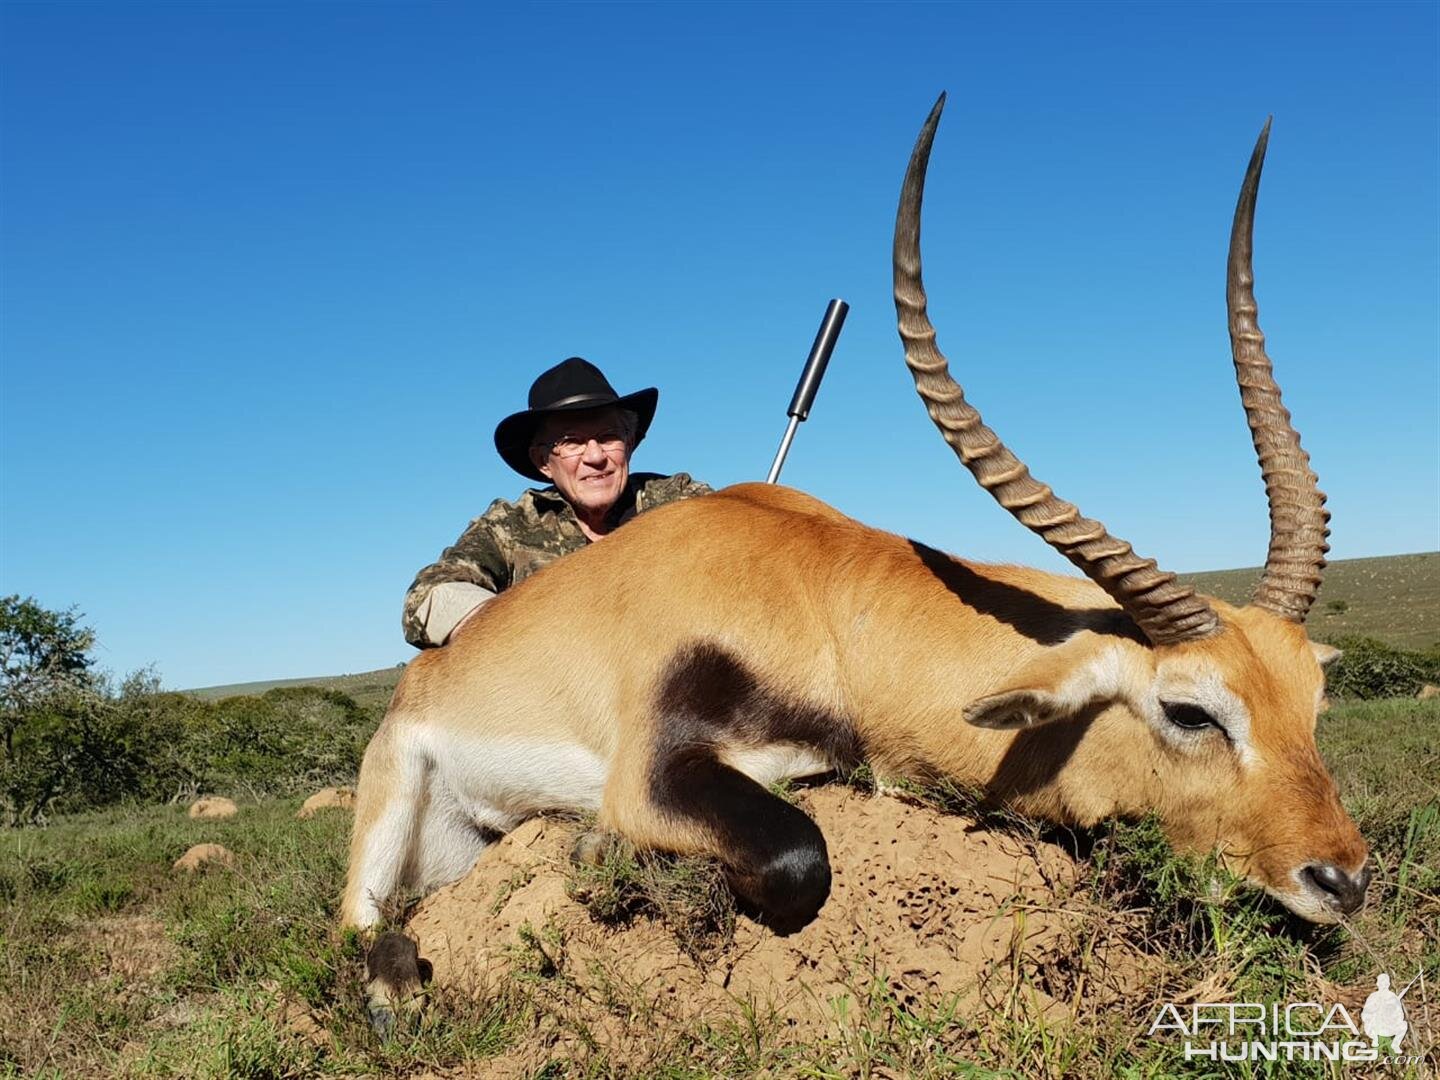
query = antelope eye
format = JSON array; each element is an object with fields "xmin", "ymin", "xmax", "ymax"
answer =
[{"xmin": 1162, "ymin": 702, "xmax": 1217, "ymax": 731}]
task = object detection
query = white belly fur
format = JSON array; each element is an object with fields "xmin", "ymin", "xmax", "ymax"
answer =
[
  {"xmin": 413, "ymin": 729, "xmax": 830, "ymax": 831},
  {"xmin": 417, "ymin": 729, "xmax": 610, "ymax": 821}
]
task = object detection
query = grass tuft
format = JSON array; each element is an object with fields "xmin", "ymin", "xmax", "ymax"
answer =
[{"xmin": 565, "ymin": 830, "xmax": 736, "ymax": 964}]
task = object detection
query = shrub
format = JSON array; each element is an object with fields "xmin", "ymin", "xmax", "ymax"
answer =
[
  {"xmin": 0, "ymin": 689, "xmax": 136, "ymax": 825},
  {"xmin": 1323, "ymin": 635, "xmax": 1440, "ymax": 700},
  {"xmin": 0, "ymin": 599, "xmax": 384, "ymax": 825},
  {"xmin": 0, "ymin": 683, "xmax": 377, "ymax": 824},
  {"xmin": 192, "ymin": 686, "xmax": 374, "ymax": 798}
]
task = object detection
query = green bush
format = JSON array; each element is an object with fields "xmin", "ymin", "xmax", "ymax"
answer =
[
  {"xmin": 1323, "ymin": 635, "xmax": 1440, "ymax": 700},
  {"xmin": 2, "ymin": 597, "xmax": 382, "ymax": 824},
  {"xmin": 193, "ymin": 686, "xmax": 375, "ymax": 797},
  {"xmin": 1, "ymin": 684, "xmax": 377, "ymax": 824}
]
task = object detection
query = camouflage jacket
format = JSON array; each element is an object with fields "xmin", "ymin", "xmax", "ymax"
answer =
[{"xmin": 402, "ymin": 472, "xmax": 712, "ymax": 648}]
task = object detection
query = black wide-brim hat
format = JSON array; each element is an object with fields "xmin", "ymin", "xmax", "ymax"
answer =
[{"xmin": 494, "ymin": 357, "xmax": 659, "ymax": 482}]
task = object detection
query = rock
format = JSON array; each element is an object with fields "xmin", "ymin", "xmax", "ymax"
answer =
[
  {"xmin": 297, "ymin": 786, "xmax": 356, "ymax": 819},
  {"xmin": 1418, "ymin": 684, "xmax": 1439, "ymax": 701},
  {"xmin": 173, "ymin": 843, "xmax": 235, "ymax": 873},
  {"xmin": 188, "ymin": 796, "xmax": 238, "ymax": 820}
]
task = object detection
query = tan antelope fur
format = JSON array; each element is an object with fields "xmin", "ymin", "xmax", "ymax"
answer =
[{"xmin": 343, "ymin": 99, "xmax": 1367, "ymax": 962}]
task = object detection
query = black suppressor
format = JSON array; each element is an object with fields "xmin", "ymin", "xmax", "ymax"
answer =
[
  {"xmin": 787, "ymin": 298, "xmax": 849, "ymax": 419},
  {"xmin": 765, "ymin": 298, "xmax": 849, "ymax": 483}
]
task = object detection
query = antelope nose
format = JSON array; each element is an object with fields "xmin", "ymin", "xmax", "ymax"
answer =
[{"xmin": 1303, "ymin": 862, "xmax": 1371, "ymax": 914}]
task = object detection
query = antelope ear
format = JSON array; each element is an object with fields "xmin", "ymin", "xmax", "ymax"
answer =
[
  {"xmin": 963, "ymin": 634, "xmax": 1141, "ymax": 730},
  {"xmin": 1310, "ymin": 642, "xmax": 1342, "ymax": 668},
  {"xmin": 964, "ymin": 688, "xmax": 1070, "ymax": 730}
]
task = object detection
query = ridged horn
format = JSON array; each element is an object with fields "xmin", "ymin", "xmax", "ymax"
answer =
[
  {"xmin": 892, "ymin": 93, "xmax": 1219, "ymax": 646},
  {"xmin": 1227, "ymin": 119, "xmax": 1329, "ymax": 623}
]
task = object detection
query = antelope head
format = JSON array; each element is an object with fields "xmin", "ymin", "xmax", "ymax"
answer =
[{"xmin": 893, "ymin": 95, "xmax": 1368, "ymax": 923}]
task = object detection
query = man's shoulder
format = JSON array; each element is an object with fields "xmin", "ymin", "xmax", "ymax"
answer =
[{"xmin": 477, "ymin": 486, "xmax": 567, "ymax": 526}]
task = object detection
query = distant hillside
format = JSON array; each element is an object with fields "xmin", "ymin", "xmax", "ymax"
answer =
[
  {"xmin": 187, "ymin": 666, "xmax": 405, "ymax": 713},
  {"xmin": 1177, "ymin": 551, "xmax": 1439, "ymax": 651},
  {"xmin": 185, "ymin": 551, "xmax": 1439, "ymax": 704}
]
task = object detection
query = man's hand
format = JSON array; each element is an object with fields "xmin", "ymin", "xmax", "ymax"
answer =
[
  {"xmin": 411, "ymin": 582, "xmax": 497, "ymax": 647},
  {"xmin": 447, "ymin": 600, "xmax": 489, "ymax": 642}
]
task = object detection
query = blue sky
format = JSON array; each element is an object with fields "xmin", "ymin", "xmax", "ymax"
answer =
[{"xmin": 2, "ymin": 2, "xmax": 1436, "ymax": 689}]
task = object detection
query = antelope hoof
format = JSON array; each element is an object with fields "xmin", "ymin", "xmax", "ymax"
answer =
[{"xmin": 364, "ymin": 931, "xmax": 431, "ymax": 1039}]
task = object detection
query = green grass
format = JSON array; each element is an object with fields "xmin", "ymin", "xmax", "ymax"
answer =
[
  {"xmin": 1179, "ymin": 551, "xmax": 1440, "ymax": 651},
  {"xmin": 0, "ymin": 798, "xmax": 515, "ymax": 1078},
  {"xmin": 2, "ymin": 698, "xmax": 1435, "ymax": 1078},
  {"xmin": 566, "ymin": 829, "xmax": 736, "ymax": 965}
]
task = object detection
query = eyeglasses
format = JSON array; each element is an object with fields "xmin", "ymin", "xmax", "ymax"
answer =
[{"xmin": 538, "ymin": 431, "xmax": 629, "ymax": 459}]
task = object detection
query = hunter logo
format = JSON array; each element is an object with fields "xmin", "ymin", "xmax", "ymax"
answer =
[
  {"xmin": 1362, "ymin": 973, "xmax": 1412, "ymax": 1054},
  {"xmin": 1147, "ymin": 969, "xmax": 1428, "ymax": 1065}
]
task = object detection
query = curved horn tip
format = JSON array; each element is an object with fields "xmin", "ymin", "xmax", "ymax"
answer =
[
  {"xmin": 1235, "ymin": 118, "xmax": 1272, "ymax": 211},
  {"xmin": 903, "ymin": 94, "xmax": 948, "ymax": 183},
  {"xmin": 916, "ymin": 93, "xmax": 947, "ymax": 140},
  {"xmin": 1251, "ymin": 116, "xmax": 1273, "ymax": 158}
]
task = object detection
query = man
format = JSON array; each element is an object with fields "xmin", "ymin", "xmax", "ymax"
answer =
[{"xmin": 402, "ymin": 357, "xmax": 712, "ymax": 648}]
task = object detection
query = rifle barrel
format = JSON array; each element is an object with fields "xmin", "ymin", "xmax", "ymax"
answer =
[{"xmin": 766, "ymin": 298, "xmax": 849, "ymax": 483}]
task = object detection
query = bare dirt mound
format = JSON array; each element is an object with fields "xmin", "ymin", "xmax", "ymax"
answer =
[
  {"xmin": 408, "ymin": 785, "xmax": 1152, "ymax": 1045},
  {"xmin": 187, "ymin": 796, "xmax": 238, "ymax": 820},
  {"xmin": 297, "ymin": 786, "xmax": 355, "ymax": 818},
  {"xmin": 172, "ymin": 843, "xmax": 235, "ymax": 873}
]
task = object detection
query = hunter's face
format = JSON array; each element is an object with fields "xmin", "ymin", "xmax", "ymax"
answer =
[{"xmin": 530, "ymin": 408, "xmax": 632, "ymax": 521}]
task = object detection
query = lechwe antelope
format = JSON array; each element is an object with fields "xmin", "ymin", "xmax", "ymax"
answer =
[{"xmin": 344, "ymin": 98, "xmax": 1368, "ymax": 958}]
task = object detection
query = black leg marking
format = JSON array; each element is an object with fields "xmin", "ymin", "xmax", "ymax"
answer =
[
  {"xmin": 667, "ymin": 750, "xmax": 830, "ymax": 934},
  {"xmin": 650, "ymin": 643, "xmax": 860, "ymax": 934}
]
